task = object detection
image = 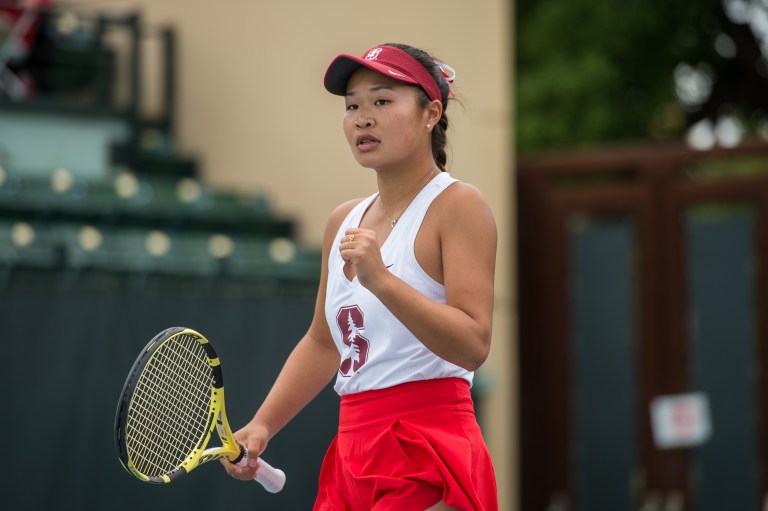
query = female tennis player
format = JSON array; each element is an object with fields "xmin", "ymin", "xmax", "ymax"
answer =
[{"xmin": 221, "ymin": 43, "xmax": 498, "ymax": 510}]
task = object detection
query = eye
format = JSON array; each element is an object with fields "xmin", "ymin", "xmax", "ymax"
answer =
[
  {"xmin": 374, "ymin": 99, "xmax": 391, "ymax": 106},
  {"xmin": 345, "ymin": 104, "xmax": 358, "ymax": 111}
]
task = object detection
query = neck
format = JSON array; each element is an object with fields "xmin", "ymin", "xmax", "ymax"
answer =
[
  {"xmin": 376, "ymin": 152, "xmax": 440, "ymax": 193},
  {"xmin": 376, "ymin": 164, "xmax": 441, "ymax": 227}
]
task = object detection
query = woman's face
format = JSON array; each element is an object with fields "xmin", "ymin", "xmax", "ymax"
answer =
[{"xmin": 343, "ymin": 67, "xmax": 433, "ymax": 171}]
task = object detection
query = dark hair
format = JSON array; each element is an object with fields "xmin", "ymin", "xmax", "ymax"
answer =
[{"xmin": 383, "ymin": 43, "xmax": 451, "ymax": 172}]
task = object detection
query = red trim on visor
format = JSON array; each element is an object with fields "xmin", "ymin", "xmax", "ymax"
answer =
[{"xmin": 324, "ymin": 45, "xmax": 443, "ymax": 103}]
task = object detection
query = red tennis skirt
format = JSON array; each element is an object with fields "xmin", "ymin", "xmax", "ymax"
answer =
[{"xmin": 313, "ymin": 378, "xmax": 498, "ymax": 511}]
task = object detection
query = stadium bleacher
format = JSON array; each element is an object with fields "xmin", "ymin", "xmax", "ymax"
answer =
[
  {"xmin": 0, "ymin": 166, "xmax": 320, "ymax": 285},
  {"xmin": 0, "ymin": 5, "xmax": 320, "ymax": 288}
]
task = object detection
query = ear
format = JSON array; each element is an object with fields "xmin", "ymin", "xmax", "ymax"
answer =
[{"xmin": 426, "ymin": 99, "xmax": 443, "ymax": 128}]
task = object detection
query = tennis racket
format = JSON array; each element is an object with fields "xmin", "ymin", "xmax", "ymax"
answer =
[{"xmin": 114, "ymin": 326, "xmax": 286, "ymax": 492}]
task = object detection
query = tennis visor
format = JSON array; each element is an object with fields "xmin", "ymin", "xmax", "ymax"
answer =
[{"xmin": 324, "ymin": 45, "xmax": 442, "ymax": 103}]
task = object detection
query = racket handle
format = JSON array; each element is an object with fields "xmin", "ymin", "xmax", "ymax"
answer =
[
  {"xmin": 252, "ymin": 457, "xmax": 286, "ymax": 493},
  {"xmin": 236, "ymin": 448, "xmax": 286, "ymax": 493}
]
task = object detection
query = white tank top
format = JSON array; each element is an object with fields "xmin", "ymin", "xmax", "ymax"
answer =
[{"xmin": 325, "ymin": 172, "xmax": 473, "ymax": 395}]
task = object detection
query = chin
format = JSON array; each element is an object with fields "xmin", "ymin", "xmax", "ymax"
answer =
[{"xmin": 353, "ymin": 154, "xmax": 382, "ymax": 170}]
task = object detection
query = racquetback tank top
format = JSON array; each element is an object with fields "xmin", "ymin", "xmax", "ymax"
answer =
[{"xmin": 324, "ymin": 172, "xmax": 473, "ymax": 395}]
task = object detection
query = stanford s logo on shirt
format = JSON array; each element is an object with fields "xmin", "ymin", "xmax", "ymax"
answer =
[{"xmin": 336, "ymin": 305, "xmax": 370, "ymax": 376}]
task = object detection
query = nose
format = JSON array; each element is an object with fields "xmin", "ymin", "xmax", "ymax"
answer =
[
  {"xmin": 355, "ymin": 117, "xmax": 374, "ymax": 129},
  {"xmin": 355, "ymin": 107, "xmax": 375, "ymax": 129}
]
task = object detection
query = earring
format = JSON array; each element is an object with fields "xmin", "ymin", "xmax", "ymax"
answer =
[{"xmin": 427, "ymin": 124, "xmax": 431, "ymax": 129}]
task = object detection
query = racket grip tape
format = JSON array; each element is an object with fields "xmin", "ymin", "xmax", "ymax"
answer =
[{"xmin": 237, "ymin": 447, "xmax": 286, "ymax": 493}]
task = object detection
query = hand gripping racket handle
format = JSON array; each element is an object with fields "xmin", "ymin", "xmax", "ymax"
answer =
[{"xmin": 237, "ymin": 447, "xmax": 286, "ymax": 493}]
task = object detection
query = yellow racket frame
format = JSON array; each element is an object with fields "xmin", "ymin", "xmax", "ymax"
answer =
[{"xmin": 115, "ymin": 327, "xmax": 245, "ymax": 483}]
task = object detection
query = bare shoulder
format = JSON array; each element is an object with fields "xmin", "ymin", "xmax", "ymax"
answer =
[
  {"xmin": 432, "ymin": 181, "xmax": 496, "ymax": 232},
  {"xmin": 323, "ymin": 198, "xmax": 365, "ymax": 246},
  {"xmin": 328, "ymin": 198, "xmax": 364, "ymax": 227},
  {"xmin": 439, "ymin": 181, "xmax": 491, "ymax": 205}
]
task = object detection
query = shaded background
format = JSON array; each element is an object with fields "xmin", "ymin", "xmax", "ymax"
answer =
[{"xmin": 517, "ymin": 1, "xmax": 768, "ymax": 510}]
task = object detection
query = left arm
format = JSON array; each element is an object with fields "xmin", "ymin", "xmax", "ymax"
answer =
[{"xmin": 340, "ymin": 183, "xmax": 497, "ymax": 371}]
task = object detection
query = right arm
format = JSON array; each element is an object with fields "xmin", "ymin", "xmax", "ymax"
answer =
[{"xmin": 221, "ymin": 199, "xmax": 361, "ymax": 480}]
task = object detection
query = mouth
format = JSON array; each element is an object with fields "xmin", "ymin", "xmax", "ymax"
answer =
[{"xmin": 356, "ymin": 135, "xmax": 380, "ymax": 147}]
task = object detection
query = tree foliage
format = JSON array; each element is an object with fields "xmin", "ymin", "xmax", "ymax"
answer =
[{"xmin": 516, "ymin": 0, "xmax": 768, "ymax": 153}]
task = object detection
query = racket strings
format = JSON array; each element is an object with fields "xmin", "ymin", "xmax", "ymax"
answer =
[
  {"xmin": 128, "ymin": 335, "xmax": 212, "ymax": 475},
  {"xmin": 129, "ymin": 367, "xmax": 209, "ymax": 471},
  {"xmin": 129, "ymin": 361, "xmax": 205, "ymax": 474},
  {"xmin": 126, "ymin": 333, "xmax": 216, "ymax": 477},
  {"xmin": 130, "ymin": 335, "xmax": 212, "ymax": 470}
]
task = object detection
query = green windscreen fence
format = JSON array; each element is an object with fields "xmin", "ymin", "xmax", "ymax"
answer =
[
  {"xmin": 1, "ymin": 274, "xmax": 337, "ymax": 511},
  {"xmin": 686, "ymin": 204, "xmax": 759, "ymax": 510},
  {"xmin": 568, "ymin": 214, "xmax": 638, "ymax": 510}
]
